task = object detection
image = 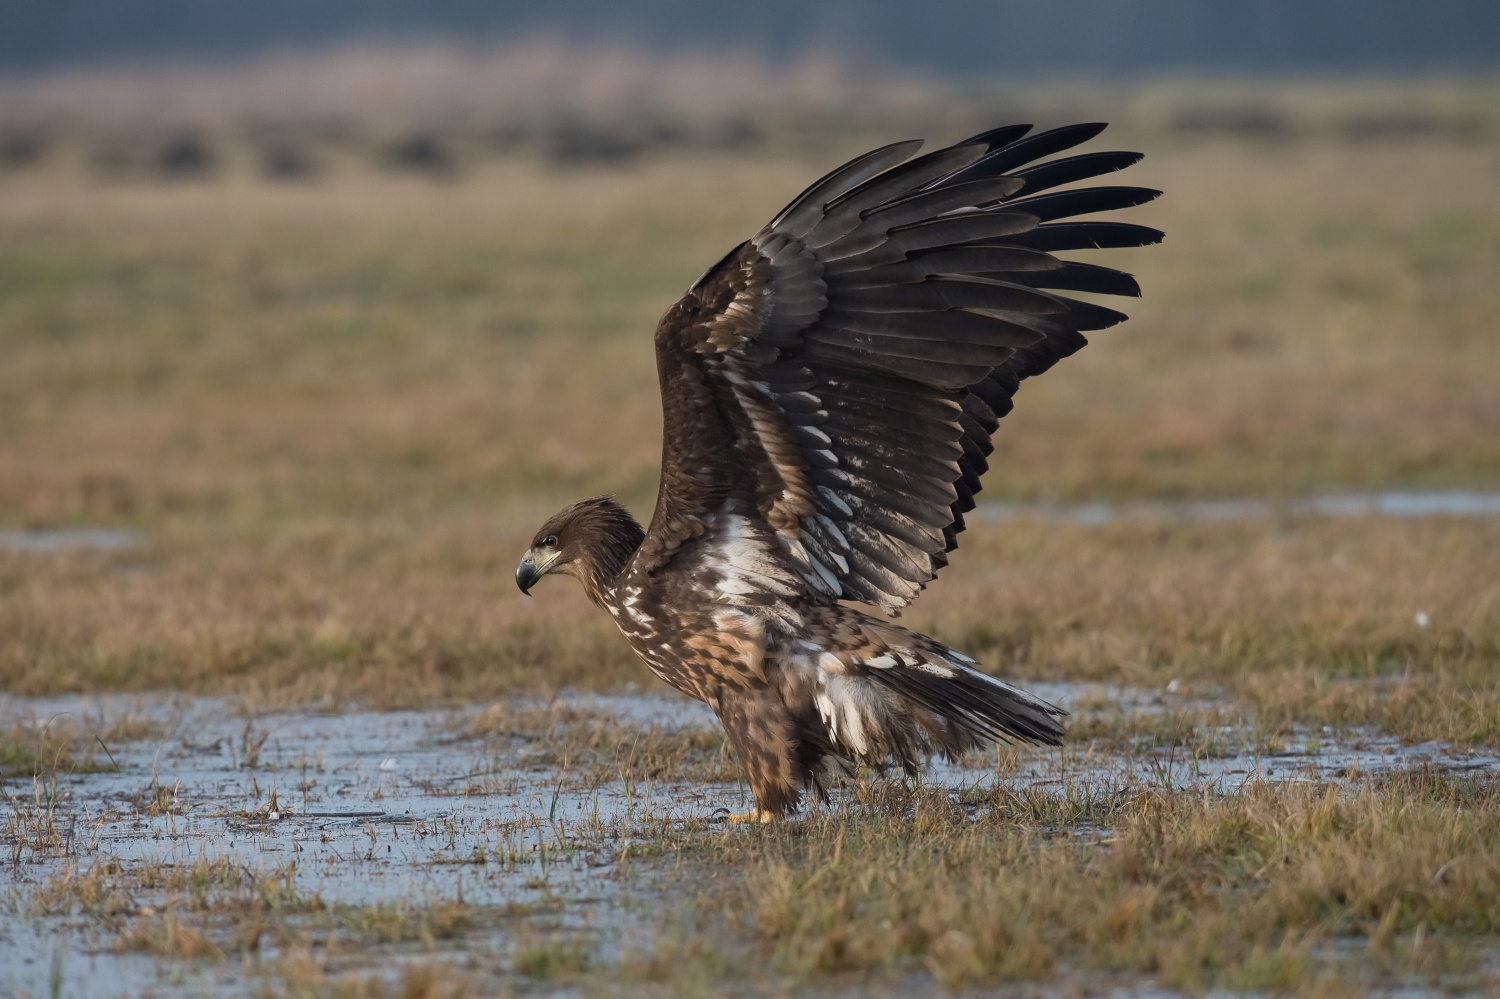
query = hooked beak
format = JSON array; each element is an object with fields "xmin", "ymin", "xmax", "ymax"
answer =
[{"xmin": 515, "ymin": 549, "xmax": 552, "ymax": 595}]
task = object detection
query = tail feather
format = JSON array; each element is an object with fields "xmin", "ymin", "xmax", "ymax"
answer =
[
  {"xmin": 811, "ymin": 610, "xmax": 1067, "ymax": 762},
  {"xmin": 867, "ymin": 659, "xmax": 1066, "ymax": 748}
]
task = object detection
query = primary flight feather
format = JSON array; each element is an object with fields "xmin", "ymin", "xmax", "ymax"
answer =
[{"xmin": 515, "ymin": 122, "xmax": 1161, "ymax": 820}]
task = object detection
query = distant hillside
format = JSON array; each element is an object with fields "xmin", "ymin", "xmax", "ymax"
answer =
[{"xmin": 4, "ymin": 0, "xmax": 1499, "ymax": 78}]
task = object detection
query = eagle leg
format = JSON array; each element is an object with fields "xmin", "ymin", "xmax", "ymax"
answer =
[{"xmin": 712, "ymin": 685, "xmax": 810, "ymax": 817}]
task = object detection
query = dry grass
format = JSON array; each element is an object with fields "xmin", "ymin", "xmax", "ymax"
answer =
[
  {"xmin": 13, "ymin": 75, "xmax": 1498, "ymax": 993},
  {"xmin": 915, "ymin": 516, "xmax": 1500, "ymax": 746},
  {"xmin": 31, "ymin": 852, "xmax": 505, "ymax": 969},
  {"xmin": 1067, "ymin": 705, "xmax": 1239, "ymax": 759},
  {"xmin": 0, "ymin": 720, "xmax": 102, "ymax": 778},
  {"xmin": 0, "ymin": 93, "xmax": 1496, "ymax": 732},
  {"xmin": 36, "ymin": 853, "xmax": 254, "ymax": 914},
  {"xmin": 626, "ymin": 769, "xmax": 1500, "ymax": 994},
  {"xmin": 3, "ymin": 517, "xmax": 1493, "ymax": 746},
  {"xmin": 461, "ymin": 699, "xmax": 737, "ymax": 783},
  {"xmin": 25, "ymin": 763, "xmax": 1500, "ymax": 995},
  {"xmin": 27, "ymin": 852, "xmax": 317, "ymax": 967},
  {"xmin": 0, "ymin": 709, "xmax": 164, "ymax": 778},
  {"xmin": 260, "ymin": 961, "xmax": 495, "ymax": 999}
]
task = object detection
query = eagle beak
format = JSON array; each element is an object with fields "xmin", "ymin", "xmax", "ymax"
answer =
[
  {"xmin": 516, "ymin": 549, "xmax": 556, "ymax": 595},
  {"xmin": 515, "ymin": 552, "xmax": 543, "ymax": 595}
]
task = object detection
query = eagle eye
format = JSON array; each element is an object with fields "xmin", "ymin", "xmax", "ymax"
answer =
[{"xmin": 541, "ymin": 534, "xmax": 558, "ymax": 548}]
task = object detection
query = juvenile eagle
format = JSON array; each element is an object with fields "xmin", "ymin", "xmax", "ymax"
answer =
[{"xmin": 516, "ymin": 122, "xmax": 1160, "ymax": 820}]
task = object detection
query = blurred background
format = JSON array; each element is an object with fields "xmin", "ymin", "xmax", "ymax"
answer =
[
  {"xmin": 1, "ymin": 2, "xmax": 1497, "ymax": 710},
  {"xmin": 8, "ymin": 1, "xmax": 1500, "ymax": 75}
]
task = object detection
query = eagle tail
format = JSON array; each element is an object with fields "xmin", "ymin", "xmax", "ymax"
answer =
[{"xmin": 866, "ymin": 654, "xmax": 1066, "ymax": 749}]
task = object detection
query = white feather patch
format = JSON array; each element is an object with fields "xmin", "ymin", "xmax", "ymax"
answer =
[
  {"xmin": 806, "ymin": 555, "xmax": 842, "ymax": 596},
  {"xmin": 915, "ymin": 661, "xmax": 955, "ymax": 677},
  {"xmin": 710, "ymin": 513, "xmax": 801, "ymax": 599},
  {"xmin": 813, "ymin": 675, "xmax": 886, "ymax": 757}
]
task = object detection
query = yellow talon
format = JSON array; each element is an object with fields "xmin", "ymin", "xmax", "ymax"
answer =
[{"xmin": 724, "ymin": 807, "xmax": 775, "ymax": 824}]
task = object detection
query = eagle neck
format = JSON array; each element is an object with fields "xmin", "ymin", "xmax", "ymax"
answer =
[
  {"xmin": 580, "ymin": 555, "xmax": 632, "ymax": 608},
  {"xmin": 575, "ymin": 513, "xmax": 645, "ymax": 608}
]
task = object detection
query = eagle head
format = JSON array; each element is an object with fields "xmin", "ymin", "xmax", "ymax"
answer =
[{"xmin": 516, "ymin": 496, "xmax": 644, "ymax": 600}]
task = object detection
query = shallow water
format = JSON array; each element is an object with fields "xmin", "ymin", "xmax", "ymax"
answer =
[
  {"xmin": 0, "ymin": 694, "xmax": 742, "ymax": 997},
  {"xmin": 1, "ymin": 688, "xmax": 1495, "ymax": 997},
  {"xmin": 0, "ymin": 528, "xmax": 145, "ymax": 552},
  {"xmin": 3, "ymin": 490, "xmax": 1497, "ymax": 557},
  {"xmin": 926, "ymin": 681, "xmax": 1500, "ymax": 802},
  {"xmin": 974, "ymin": 489, "xmax": 1500, "ymax": 525}
]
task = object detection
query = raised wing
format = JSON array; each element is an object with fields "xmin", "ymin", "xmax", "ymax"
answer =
[{"xmin": 640, "ymin": 123, "xmax": 1161, "ymax": 612}]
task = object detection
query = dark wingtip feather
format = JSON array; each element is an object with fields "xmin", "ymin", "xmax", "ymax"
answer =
[
  {"xmin": 1011, "ymin": 150, "xmax": 1146, "ymax": 198},
  {"xmin": 958, "ymin": 121, "xmax": 1111, "ymax": 182},
  {"xmin": 1002, "ymin": 261, "xmax": 1143, "ymax": 298},
  {"xmin": 1007, "ymin": 222, "xmax": 1165, "ymax": 252},
  {"xmin": 957, "ymin": 122, "xmax": 1035, "ymax": 151},
  {"xmin": 1000, "ymin": 186, "xmax": 1162, "ymax": 222}
]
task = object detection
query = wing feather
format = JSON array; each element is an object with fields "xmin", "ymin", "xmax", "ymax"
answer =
[
  {"xmin": 770, "ymin": 140, "xmax": 927, "ymax": 236},
  {"xmin": 640, "ymin": 121, "xmax": 1159, "ymax": 610},
  {"xmin": 1003, "ymin": 186, "xmax": 1162, "ymax": 222},
  {"xmin": 1009, "ymin": 150, "xmax": 1145, "ymax": 197},
  {"xmin": 942, "ymin": 122, "xmax": 1109, "ymax": 183},
  {"xmin": 1000, "ymin": 260, "xmax": 1142, "ymax": 297}
]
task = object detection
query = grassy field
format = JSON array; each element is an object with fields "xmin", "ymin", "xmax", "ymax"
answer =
[
  {"xmin": 2, "ymin": 98, "xmax": 1497, "ymax": 711},
  {"xmin": 3, "ymin": 73, "xmax": 1500, "ymax": 994}
]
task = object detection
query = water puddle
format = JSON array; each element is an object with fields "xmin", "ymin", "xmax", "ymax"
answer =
[
  {"xmin": 0, "ymin": 528, "xmax": 145, "ymax": 552},
  {"xmin": 979, "ymin": 682, "xmax": 1500, "ymax": 796},
  {"xmin": 2, "ymin": 688, "xmax": 1495, "ymax": 996},
  {"xmin": 975, "ymin": 489, "xmax": 1500, "ymax": 525},
  {"xmin": 0, "ymin": 693, "xmax": 742, "ymax": 997},
  {"xmin": 4, "ymin": 490, "xmax": 1496, "ymax": 558}
]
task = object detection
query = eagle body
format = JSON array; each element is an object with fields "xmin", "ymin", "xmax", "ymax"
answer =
[
  {"xmin": 592, "ymin": 503, "xmax": 1059, "ymax": 814},
  {"xmin": 516, "ymin": 122, "xmax": 1161, "ymax": 817}
]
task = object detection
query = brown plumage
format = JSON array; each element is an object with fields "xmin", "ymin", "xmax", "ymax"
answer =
[{"xmin": 516, "ymin": 122, "xmax": 1161, "ymax": 818}]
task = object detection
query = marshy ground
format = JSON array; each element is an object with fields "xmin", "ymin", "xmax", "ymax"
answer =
[
  {"xmin": 2, "ymin": 62, "xmax": 1499, "ymax": 995},
  {"xmin": 5, "ymin": 689, "xmax": 1500, "ymax": 997}
]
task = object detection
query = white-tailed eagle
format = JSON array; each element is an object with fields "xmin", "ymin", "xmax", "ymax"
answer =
[{"xmin": 516, "ymin": 122, "xmax": 1160, "ymax": 820}]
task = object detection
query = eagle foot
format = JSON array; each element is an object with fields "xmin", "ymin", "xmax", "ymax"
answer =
[{"xmin": 711, "ymin": 806, "xmax": 775, "ymax": 824}]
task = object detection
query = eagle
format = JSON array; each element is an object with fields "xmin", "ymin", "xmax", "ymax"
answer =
[{"xmin": 515, "ymin": 122, "xmax": 1160, "ymax": 820}]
